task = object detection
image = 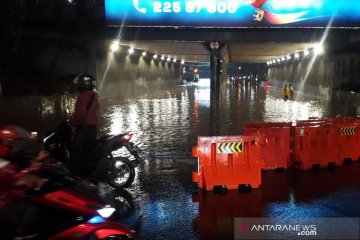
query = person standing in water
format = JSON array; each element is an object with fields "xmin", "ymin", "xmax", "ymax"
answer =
[{"xmin": 283, "ymin": 84, "xmax": 289, "ymax": 100}]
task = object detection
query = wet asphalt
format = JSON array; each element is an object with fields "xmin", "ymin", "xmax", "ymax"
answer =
[{"xmin": 0, "ymin": 80, "xmax": 359, "ymax": 239}]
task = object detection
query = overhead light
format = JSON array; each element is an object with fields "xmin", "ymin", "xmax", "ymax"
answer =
[
  {"xmin": 314, "ymin": 44, "xmax": 324, "ymax": 55},
  {"xmin": 153, "ymin": 54, "xmax": 158, "ymax": 59},
  {"xmin": 167, "ymin": 57, "xmax": 171, "ymax": 62},
  {"xmin": 304, "ymin": 50, "xmax": 309, "ymax": 56},
  {"xmin": 110, "ymin": 41, "xmax": 119, "ymax": 52},
  {"xmin": 287, "ymin": 55, "xmax": 291, "ymax": 60},
  {"xmin": 173, "ymin": 58, "xmax": 177, "ymax": 63},
  {"xmin": 128, "ymin": 48, "xmax": 134, "ymax": 54},
  {"xmin": 161, "ymin": 56, "xmax": 165, "ymax": 60},
  {"xmin": 272, "ymin": 60, "xmax": 276, "ymax": 64},
  {"xmin": 142, "ymin": 51, "xmax": 147, "ymax": 56},
  {"xmin": 295, "ymin": 53, "xmax": 300, "ymax": 59},
  {"xmin": 277, "ymin": 59, "xmax": 281, "ymax": 63},
  {"xmin": 181, "ymin": 59, "xmax": 185, "ymax": 64},
  {"xmin": 281, "ymin": 57, "xmax": 286, "ymax": 61}
]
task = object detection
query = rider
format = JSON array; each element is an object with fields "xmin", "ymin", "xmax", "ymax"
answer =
[
  {"xmin": 69, "ymin": 74, "xmax": 99, "ymax": 178},
  {"xmin": 0, "ymin": 125, "xmax": 48, "ymax": 237}
]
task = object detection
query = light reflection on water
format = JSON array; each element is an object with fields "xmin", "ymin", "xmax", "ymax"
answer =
[
  {"xmin": 0, "ymin": 79, "xmax": 335, "ymax": 146},
  {"xmin": 1, "ymin": 80, "xmax": 359, "ymax": 239}
]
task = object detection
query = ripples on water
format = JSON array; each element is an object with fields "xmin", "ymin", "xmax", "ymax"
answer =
[
  {"xmin": 0, "ymin": 79, "xmax": 351, "ymax": 154},
  {"xmin": 1, "ymin": 79, "xmax": 359, "ymax": 239}
]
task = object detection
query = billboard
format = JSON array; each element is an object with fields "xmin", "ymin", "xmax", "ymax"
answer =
[{"xmin": 105, "ymin": 0, "xmax": 360, "ymax": 28}]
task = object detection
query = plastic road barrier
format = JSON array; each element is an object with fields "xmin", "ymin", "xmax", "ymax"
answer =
[
  {"xmin": 243, "ymin": 122, "xmax": 292, "ymax": 170},
  {"xmin": 192, "ymin": 136, "xmax": 264, "ymax": 191}
]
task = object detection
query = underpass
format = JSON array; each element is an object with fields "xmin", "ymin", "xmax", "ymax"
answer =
[{"xmin": 1, "ymin": 0, "xmax": 360, "ymax": 239}]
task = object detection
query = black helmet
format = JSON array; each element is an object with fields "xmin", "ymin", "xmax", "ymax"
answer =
[{"xmin": 73, "ymin": 74, "xmax": 96, "ymax": 91}]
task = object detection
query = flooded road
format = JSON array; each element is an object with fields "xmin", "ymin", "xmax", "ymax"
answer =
[{"xmin": 1, "ymin": 79, "xmax": 359, "ymax": 239}]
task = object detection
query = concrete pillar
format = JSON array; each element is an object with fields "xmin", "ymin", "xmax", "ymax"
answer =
[
  {"xmin": 210, "ymin": 50, "xmax": 221, "ymax": 99},
  {"xmin": 206, "ymin": 41, "xmax": 224, "ymax": 101},
  {"xmin": 220, "ymin": 44, "xmax": 230, "ymax": 103}
]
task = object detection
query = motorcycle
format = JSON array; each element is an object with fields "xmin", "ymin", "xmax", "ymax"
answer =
[
  {"xmin": 0, "ymin": 159, "xmax": 134, "ymax": 239},
  {"xmin": 43, "ymin": 120, "xmax": 143, "ymax": 189}
]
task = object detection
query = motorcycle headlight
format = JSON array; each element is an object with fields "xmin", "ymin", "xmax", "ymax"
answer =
[
  {"xmin": 88, "ymin": 216, "xmax": 106, "ymax": 224},
  {"xmin": 96, "ymin": 206, "xmax": 116, "ymax": 218}
]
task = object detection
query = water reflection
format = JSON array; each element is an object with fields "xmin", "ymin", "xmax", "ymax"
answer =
[
  {"xmin": 193, "ymin": 165, "xmax": 360, "ymax": 240},
  {"xmin": 0, "ymin": 80, "xmax": 359, "ymax": 240}
]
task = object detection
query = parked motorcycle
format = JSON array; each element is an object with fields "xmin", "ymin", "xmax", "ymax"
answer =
[
  {"xmin": 43, "ymin": 120, "xmax": 143, "ymax": 189},
  {"xmin": 0, "ymin": 159, "xmax": 134, "ymax": 239}
]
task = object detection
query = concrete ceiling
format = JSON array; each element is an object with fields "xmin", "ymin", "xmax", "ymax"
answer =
[{"xmin": 117, "ymin": 41, "xmax": 319, "ymax": 63}]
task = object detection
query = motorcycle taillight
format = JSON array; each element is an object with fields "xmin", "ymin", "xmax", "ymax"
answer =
[{"xmin": 121, "ymin": 133, "xmax": 133, "ymax": 142}]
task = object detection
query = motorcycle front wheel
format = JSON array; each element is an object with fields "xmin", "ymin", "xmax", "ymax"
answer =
[{"xmin": 108, "ymin": 157, "xmax": 135, "ymax": 189}]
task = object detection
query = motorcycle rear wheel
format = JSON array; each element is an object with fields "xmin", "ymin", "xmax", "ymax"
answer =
[{"xmin": 108, "ymin": 157, "xmax": 135, "ymax": 189}]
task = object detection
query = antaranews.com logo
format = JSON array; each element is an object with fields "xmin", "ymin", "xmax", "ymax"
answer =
[
  {"xmin": 238, "ymin": 222, "xmax": 317, "ymax": 236},
  {"xmin": 234, "ymin": 218, "xmax": 359, "ymax": 240}
]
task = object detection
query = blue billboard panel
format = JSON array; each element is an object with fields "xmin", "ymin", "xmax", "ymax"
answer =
[{"xmin": 105, "ymin": 0, "xmax": 360, "ymax": 28}]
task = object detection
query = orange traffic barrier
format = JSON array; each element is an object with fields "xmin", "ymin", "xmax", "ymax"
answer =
[
  {"xmin": 192, "ymin": 136, "xmax": 264, "ymax": 191},
  {"xmin": 295, "ymin": 117, "xmax": 360, "ymax": 166},
  {"xmin": 332, "ymin": 121, "xmax": 360, "ymax": 163},
  {"xmin": 293, "ymin": 123, "xmax": 339, "ymax": 170},
  {"xmin": 243, "ymin": 122, "xmax": 292, "ymax": 170}
]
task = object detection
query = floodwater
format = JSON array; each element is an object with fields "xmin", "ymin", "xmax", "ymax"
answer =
[{"xmin": 0, "ymin": 79, "xmax": 359, "ymax": 239}]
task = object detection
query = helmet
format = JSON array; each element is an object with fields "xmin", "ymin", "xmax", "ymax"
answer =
[
  {"xmin": 0, "ymin": 125, "xmax": 37, "ymax": 160},
  {"xmin": 73, "ymin": 74, "xmax": 96, "ymax": 91}
]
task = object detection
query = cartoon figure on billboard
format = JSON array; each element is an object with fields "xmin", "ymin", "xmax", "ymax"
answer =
[
  {"xmin": 249, "ymin": 0, "xmax": 267, "ymax": 21},
  {"xmin": 248, "ymin": 0, "xmax": 309, "ymax": 25}
]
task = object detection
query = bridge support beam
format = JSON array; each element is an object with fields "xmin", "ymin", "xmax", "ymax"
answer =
[{"xmin": 205, "ymin": 41, "xmax": 226, "ymax": 102}]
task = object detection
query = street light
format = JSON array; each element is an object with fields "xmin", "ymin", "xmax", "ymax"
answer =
[
  {"xmin": 110, "ymin": 41, "xmax": 119, "ymax": 52},
  {"xmin": 314, "ymin": 45, "xmax": 324, "ymax": 55},
  {"xmin": 142, "ymin": 51, "xmax": 147, "ymax": 57},
  {"xmin": 128, "ymin": 48, "xmax": 134, "ymax": 54}
]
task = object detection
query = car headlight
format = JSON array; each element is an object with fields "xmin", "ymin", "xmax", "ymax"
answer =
[{"xmin": 96, "ymin": 206, "xmax": 116, "ymax": 218}]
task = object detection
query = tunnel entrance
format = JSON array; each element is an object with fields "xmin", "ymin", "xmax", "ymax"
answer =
[
  {"xmin": 101, "ymin": 0, "xmax": 360, "ymax": 99},
  {"xmin": 4, "ymin": 0, "xmax": 360, "ymax": 98}
]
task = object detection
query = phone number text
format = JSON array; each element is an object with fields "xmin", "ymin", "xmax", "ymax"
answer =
[{"xmin": 153, "ymin": 1, "xmax": 238, "ymax": 14}]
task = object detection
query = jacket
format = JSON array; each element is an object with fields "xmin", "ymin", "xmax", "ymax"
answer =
[{"xmin": 69, "ymin": 90, "xmax": 99, "ymax": 127}]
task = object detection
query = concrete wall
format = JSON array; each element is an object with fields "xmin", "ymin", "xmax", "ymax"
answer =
[
  {"xmin": 2, "ymin": 39, "xmax": 182, "ymax": 96},
  {"xmin": 337, "ymin": 54, "xmax": 360, "ymax": 89},
  {"xmin": 268, "ymin": 54, "xmax": 335, "ymax": 99},
  {"xmin": 268, "ymin": 52, "xmax": 360, "ymax": 102},
  {"xmin": 96, "ymin": 48, "xmax": 182, "ymax": 99}
]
